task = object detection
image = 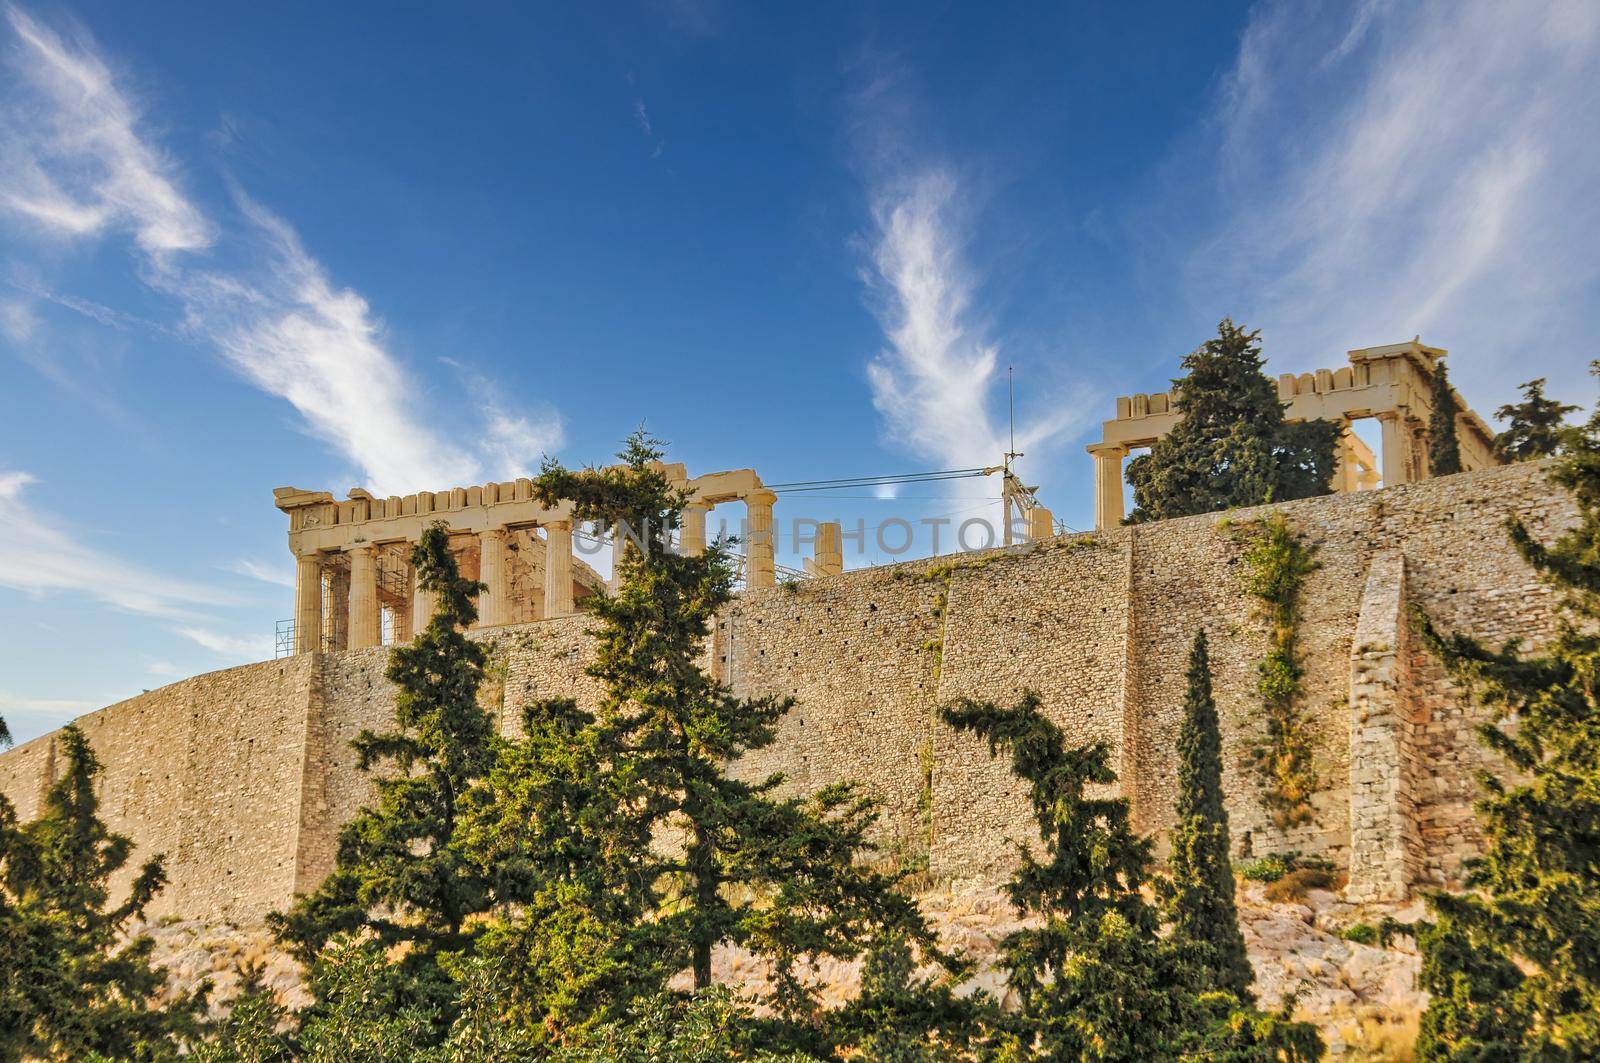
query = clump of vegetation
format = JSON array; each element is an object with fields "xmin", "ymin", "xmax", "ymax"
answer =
[
  {"xmin": 1342, "ymin": 923, "xmax": 1380, "ymax": 946},
  {"xmin": 1238, "ymin": 854, "xmax": 1292, "ymax": 883},
  {"xmin": 1238, "ymin": 513, "xmax": 1321, "ymax": 827},
  {"xmin": 1263, "ymin": 865, "xmax": 1344, "ymax": 904},
  {"xmin": 1493, "ymin": 377, "xmax": 1578, "ymax": 461},
  {"xmin": 1237, "ymin": 852, "xmax": 1342, "ymax": 902},
  {"xmin": 1125, "ymin": 318, "xmax": 1341, "ymax": 523}
]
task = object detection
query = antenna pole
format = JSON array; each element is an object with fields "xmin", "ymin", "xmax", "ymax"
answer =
[{"xmin": 1008, "ymin": 366, "xmax": 1016, "ymax": 460}]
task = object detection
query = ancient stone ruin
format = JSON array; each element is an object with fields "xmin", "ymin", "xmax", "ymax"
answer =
[
  {"xmin": 0, "ymin": 350, "xmax": 1556, "ymax": 933},
  {"xmin": 1084, "ymin": 339, "xmax": 1499, "ymax": 528}
]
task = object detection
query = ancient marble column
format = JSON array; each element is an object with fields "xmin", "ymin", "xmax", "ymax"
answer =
[
  {"xmin": 680, "ymin": 502, "xmax": 709, "ymax": 557},
  {"xmin": 812, "ymin": 521, "xmax": 842, "ymax": 577},
  {"xmin": 477, "ymin": 527, "xmax": 508, "ymax": 628},
  {"xmin": 325, "ymin": 564, "xmax": 350, "ymax": 651},
  {"xmin": 1378, "ymin": 413, "xmax": 1410, "ymax": 488},
  {"xmin": 1028, "ymin": 506, "xmax": 1054, "ymax": 541},
  {"xmin": 544, "ymin": 520, "xmax": 575, "ymax": 618},
  {"xmin": 347, "ymin": 546, "xmax": 380, "ymax": 649},
  {"xmin": 1333, "ymin": 424, "xmax": 1359, "ymax": 494},
  {"xmin": 744, "ymin": 489, "xmax": 777, "ymax": 590},
  {"xmin": 1086, "ymin": 443, "xmax": 1128, "ymax": 530},
  {"xmin": 294, "ymin": 553, "xmax": 323, "ymax": 654}
]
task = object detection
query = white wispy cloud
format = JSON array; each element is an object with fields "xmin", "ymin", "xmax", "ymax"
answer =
[
  {"xmin": 631, "ymin": 96, "xmax": 665, "ymax": 159},
  {"xmin": 167, "ymin": 194, "xmax": 481, "ymax": 493},
  {"xmin": 1187, "ymin": 0, "xmax": 1600, "ymax": 402},
  {"xmin": 0, "ymin": 5, "xmax": 211, "ymax": 254},
  {"xmin": 0, "ymin": 5, "xmax": 562, "ymax": 495},
  {"xmin": 0, "ymin": 469, "xmax": 228, "ymax": 618},
  {"xmin": 444, "ymin": 358, "xmax": 564, "ymax": 479},
  {"xmin": 174, "ymin": 625, "xmax": 273, "ymax": 661},
  {"xmin": 0, "ymin": 689, "xmax": 100, "ymax": 737},
  {"xmin": 228, "ymin": 557, "xmax": 294, "ymax": 589},
  {"xmin": 0, "ymin": 297, "xmax": 37, "ymax": 342},
  {"xmin": 863, "ymin": 169, "xmax": 1092, "ymax": 479}
]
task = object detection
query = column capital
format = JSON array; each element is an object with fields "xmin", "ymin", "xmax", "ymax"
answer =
[
  {"xmin": 1086, "ymin": 441, "xmax": 1130, "ymax": 458},
  {"xmin": 745, "ymin": 488, "xmax": 777, "ymax": 507}
]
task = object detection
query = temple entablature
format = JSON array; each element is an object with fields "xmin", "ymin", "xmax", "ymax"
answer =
[
  {"xmin": 274, "ymin": 463, "xmax": 781, "ymax": 655},
  {"xmin": 1086, "ymin": 339, "xmax": 1502, "ymax": 529}
]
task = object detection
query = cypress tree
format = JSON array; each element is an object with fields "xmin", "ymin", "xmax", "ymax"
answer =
[
  {"xmin": 1166, "ymin": 630, "xmax": 1253, "ymax": 999},
  {"xmin": 1126, "ymin": 319, "xmax": 1341, "ymax": 524},
  {"xmin": 1493, "ymin": 378, "xmax": 1578, "ymax": 462},
  {"xmin": 271, "ymin": 522, "xmax": 494, "ymax": 1028},
  {"xmin": 1412, "ymin": 430, "xmax": 1600, "ymax": 1059},
  {"xmin": 522, "ymin": 431, "xmax": 956, "ymax": 1047},
  {"xmin": 0, "ymin": 725, "xmax": 199, "ymax": 1061},
  {"xmin": 1427, "ymin": 359, "xmax": 1463, "ymax": 476},
  {"xmin": 941, "ymin": 692, "xmax": 1320, "ymax": 1061}
]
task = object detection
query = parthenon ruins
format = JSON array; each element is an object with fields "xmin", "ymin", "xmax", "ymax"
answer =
[
  {"xmin": 1084, "ymin": 339, "xmax": 1502, "ymax": 529},
  {"xmin": 274, "ymin": 463, "xmax": 782, "ymax": 653}
]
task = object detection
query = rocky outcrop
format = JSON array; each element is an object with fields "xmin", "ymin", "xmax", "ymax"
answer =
[{"xmin": 146, "ymin": 884, "xmax": 1429, "ymax": 1058}]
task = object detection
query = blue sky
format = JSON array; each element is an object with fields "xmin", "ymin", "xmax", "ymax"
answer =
[{"xmin": 3, "ymin": 1, "xmax": 1599, "ymax": 744}]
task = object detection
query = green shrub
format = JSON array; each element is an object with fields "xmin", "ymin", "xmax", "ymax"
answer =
[
  {"xmin": 1342, "ymin": 923, "xmax": 1379, "ymax": 945},
  {"xmin": 1238, "ymin": 855, "xmax": 1291, "ymax": 883}
]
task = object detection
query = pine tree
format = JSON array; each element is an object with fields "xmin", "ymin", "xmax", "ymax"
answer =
[
  {"xmin": 0, "ymin": 725, "xmax": 199, "ymax": 1061},
  {"xmin": 1412, "ymin": 431, "xmax": 1600, "ymax": 1059},
  {"xmin": 1125, "ymin": 319, "xmax": 1342, "ymax": 524},
  {"xmin": 1493, "ymin": 378, "xmax": 1578, "ymax": 462},
  {"xmin": 1165, "ymin": 630, "xmax": 1253, "ymax": 999},
  {"xmin": 942, "ymin": 693, "xmax": 1188, "ymax": 1058},
  {"xmin": 941, "ymin": 692, "xmax": 1320, "ymax": 1062},
  {"xmin": 455, "ymin": 696, "xmax": 661, "ymax": 1041},
  {"xmin": 271, "ymin": 522, "xmax": 494, "ymax": 1029},
  {"xmin": 524, "ymin": 431, "xmax": 956, "ymax": 1047},
  {"xmin": 1427, "ymin": 359, "xmax": 1463, "ymax": 476}
]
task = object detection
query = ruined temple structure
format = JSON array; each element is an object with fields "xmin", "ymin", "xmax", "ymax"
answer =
[
  {"xmin": 1085, "ymin": 339, "xmax": 1502, "ymax": 529},
  {"xmin": 274, "ymin": 463, "xmax": 783, "ymax": 653}
]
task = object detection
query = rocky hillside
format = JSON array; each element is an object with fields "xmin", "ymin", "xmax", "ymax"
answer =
[{"xmin": 145, "ymin": 884, "xmax": 1428, "ymax": 1060}]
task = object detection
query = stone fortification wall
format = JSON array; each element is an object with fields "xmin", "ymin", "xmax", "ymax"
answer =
[
  {"xmin": 0, "ymin": 657, "xmax": 318, "ymax": 922},
  {"xmin": 0, "ymin": 461, "xmax": 1577, "ymax": 923}
]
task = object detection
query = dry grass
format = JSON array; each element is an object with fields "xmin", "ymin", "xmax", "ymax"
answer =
[{"xmin": 1263, "ymin": 866, "xmax": 1348, "ymax": 903}]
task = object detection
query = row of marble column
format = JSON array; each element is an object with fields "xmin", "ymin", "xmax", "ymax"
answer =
[
  {"xmin": 293, "ymin": 491, "xmax": 784, "ymax": 654},
  {"xmin": 1086, "ymin": 415, "xmax": 1407, "ymax": 530},
  {"xmin": 678, "ymin": 490, "xmax": 779, "ymax": 586},
  {"xmin": 293, "ymin": 519, "xmax": 579, "ymax": 654}
]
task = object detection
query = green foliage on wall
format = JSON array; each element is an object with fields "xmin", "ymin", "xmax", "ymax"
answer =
[{"xmin": 1237, "ymin": 513, "xmax": 1321, "ymax": 828}]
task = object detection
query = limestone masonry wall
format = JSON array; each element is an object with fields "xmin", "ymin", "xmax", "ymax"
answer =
[{"xmin": 0, "ymin": 461, "xmax": 1576, "ymax": 924}]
